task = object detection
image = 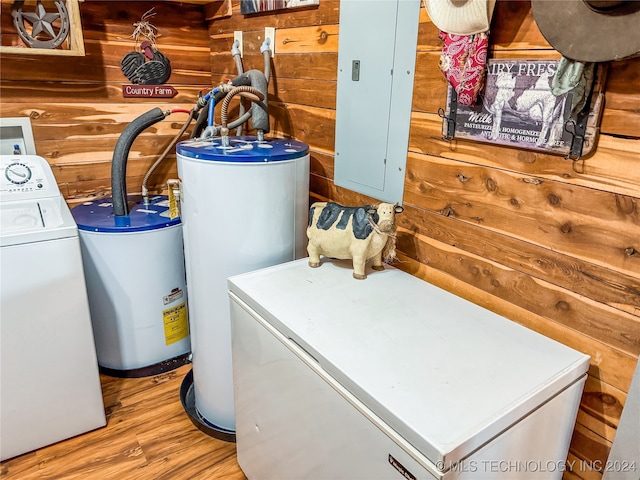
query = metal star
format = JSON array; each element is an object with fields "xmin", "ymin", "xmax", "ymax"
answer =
[{"xmin": 21, "ymin": 2, "xmax": 60, "ymax": 39}]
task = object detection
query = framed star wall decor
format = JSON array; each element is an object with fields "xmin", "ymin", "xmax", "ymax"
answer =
[{"xmin": 1, "ymin": 0, "xmax": 85, "ymax": 56}]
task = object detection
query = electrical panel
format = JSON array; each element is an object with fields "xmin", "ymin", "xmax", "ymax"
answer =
[{"xmin": 334, "ymin": 0, "xmax": 420, "ymax": 204}]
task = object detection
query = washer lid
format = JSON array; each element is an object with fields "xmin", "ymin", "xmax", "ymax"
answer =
[
  {"xmin": 228, "ymin": 258, "xmax": 590, "ymax": 469},
  {"xmin": 0, "ymin": 197, "xmax": 77, "ymax": 247},
  {"xmin": 1, "ymin": 200, "xmax": 44, "ymax": 231},
  {"xmin": 176, "ymin": 136, "xmax": 309, "ymax": 162},
  {"xmin": 72, "ymin": 195, "xmax": 180, "ymax": 233}
]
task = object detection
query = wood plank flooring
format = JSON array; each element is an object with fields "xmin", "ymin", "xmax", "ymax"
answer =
[{"xmin": 0, "ymin": 364, "xmax": 247, "ymax": 480}]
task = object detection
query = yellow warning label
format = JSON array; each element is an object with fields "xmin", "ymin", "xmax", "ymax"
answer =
[
  {"xmin": 168, "ymin": 186, "xmax": 179, "ymax": 220},
  {"xmin": 163, "ymin": 301, "xmax": 188, "ymax": 345}
]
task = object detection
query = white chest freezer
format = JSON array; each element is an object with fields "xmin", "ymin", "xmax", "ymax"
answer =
[{"xmin": 228, "ymin": 258, "xmax": 590, "ymax": 480}]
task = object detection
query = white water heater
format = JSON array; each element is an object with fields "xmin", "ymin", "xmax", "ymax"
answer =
[
  {"xmin": 176, "ymin": 136, "xmax": 309, "ymax": 439},
  {"xmin": 72, "ymin": 195, "xmax": 191, "ymax": 377}
]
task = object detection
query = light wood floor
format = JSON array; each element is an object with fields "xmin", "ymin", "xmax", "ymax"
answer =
[{"xmin": 0, "ymin": 364, "xmax": 247, "ymax": 480}]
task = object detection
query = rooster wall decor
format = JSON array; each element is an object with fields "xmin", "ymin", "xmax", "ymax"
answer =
[
  {"xmin": 120, "ymin": 9, "xmax": 172, "ymax": 85},
  {"xmin": 121, "ymin": 40, "xmax": 171, "ymax": 85}
]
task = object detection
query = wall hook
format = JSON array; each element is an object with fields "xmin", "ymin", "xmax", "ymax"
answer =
[
  {"xmin": 564, "ymin": 119, "xmax": 586, "ymax": 161},
  {"xmin": 439, "ymin": 88, "xmax": 458, "ymax": 140},
  {"xmin": 438, "ymin": 108, "xmax": 456, "ymax": 140}
]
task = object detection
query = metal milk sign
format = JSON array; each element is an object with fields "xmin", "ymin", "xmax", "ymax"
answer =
[{"xmin": 441, "ymin": 59, "xmax": 604, "ymax": 159}]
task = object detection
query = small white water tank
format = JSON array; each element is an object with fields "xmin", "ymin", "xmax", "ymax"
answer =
[
  {"xmin": 177, "ymin": 136, "xmax": 310, "ymax": 437},
  {"xmin": 72, "ymin": 195, "xmax": 191, "ymax": 376}
]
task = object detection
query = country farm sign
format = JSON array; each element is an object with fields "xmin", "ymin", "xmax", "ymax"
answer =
[{"xmin": 122, "ymin": 84, "xmax": 178, "ymax": 98}]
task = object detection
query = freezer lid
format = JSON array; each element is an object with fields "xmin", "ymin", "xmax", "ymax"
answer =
[{"xmin": 228, "ymin": 258, "xmax": 590, "ymax": 467}]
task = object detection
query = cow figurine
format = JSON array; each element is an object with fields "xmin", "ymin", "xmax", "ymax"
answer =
[{"xmin": 306, "ymin": 201, "xmax": 404, "ymax": 279}]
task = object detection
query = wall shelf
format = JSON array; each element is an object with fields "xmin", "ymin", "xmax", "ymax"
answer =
[
  {"xmin": 0, "ymin": 0, "xmax": 85, "ymax": 56},
  {"xmin": 171, "ymin": 0, "xmax": 232, "ymax": 20}
]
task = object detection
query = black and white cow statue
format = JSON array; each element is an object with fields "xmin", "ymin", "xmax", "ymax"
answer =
[{"xmin": 306, "ymin": 201, "xmax": 404, "ymax": 280}]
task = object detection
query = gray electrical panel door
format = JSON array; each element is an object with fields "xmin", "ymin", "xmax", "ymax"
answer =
[{"xmin": 334, "ymin": 0, "xmax": 420, "ymax": 204}]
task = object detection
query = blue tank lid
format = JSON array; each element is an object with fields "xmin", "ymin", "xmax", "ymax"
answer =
[
  {"xmin": 72, "ymin": 195, "xmax": 181, "ymax": 233},
  {"xmin": 176, "ymin": 136, "xmax": 309, "ymax": 162}
]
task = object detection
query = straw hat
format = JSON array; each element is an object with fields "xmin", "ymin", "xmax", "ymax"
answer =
[
  {"xmin": 532, "ymin": 0, "xmax": 640, "ymax": 62},
  {"xmin": 424, "ymin": 0, "xmax": 497, "ymax": 35}
]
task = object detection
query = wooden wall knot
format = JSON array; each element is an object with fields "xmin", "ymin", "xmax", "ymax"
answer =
[
  {"xmin": 547, "ymin": 193, "xmax": 561, "ymax": 206},
  {"xmin": 456, "ymin": 173, "xmax": 469, "ymax": 183},
  {"xmin": 583, "ymin": 391, "xmax": 623, "ymax": 415},
  {"xmin": 615, "ymin": 194, "xmax": 636, "ymax": 214},
  {"xmin": 624, "ymin": 246, "xmax": 639, "ymax": 257},
  {"xmin": 522, "ymin": 177, "xmax": 543, "ymax": 185},
  {"xmin": 599, "ymin": 393, "xmax": 618, "ymax": 407},
  {"xmin": 440, "ymin": 205, "xmax": 455, "ymax": 217}
]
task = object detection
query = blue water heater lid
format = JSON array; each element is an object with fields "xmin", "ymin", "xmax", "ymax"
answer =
[
  {"xmin": 176, "ymin": 136, "xmax": 309, "ymax": 162},
  {"xmin": 72, "ymin": 195, "xmax": 180, "ymax": 233}
]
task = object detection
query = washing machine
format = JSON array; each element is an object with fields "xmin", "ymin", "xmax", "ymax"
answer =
[
  {"xmin": 228, "ymin": 258, "xmax": 591, "ymax": 479},
  {"xmin": 0, "ymin": 154, "xmax": 106, "ymax": 461}
]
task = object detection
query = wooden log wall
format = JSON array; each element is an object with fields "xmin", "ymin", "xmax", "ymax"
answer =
[
  {"xmin": 0, "ymin": 1, "xmax": 212, "ymax": 203},
  {"xmin": 0, "ymin": 0, "xmax": 638, "ymax": 478},
  {"xmin": 208, "ymin": 1, "xmax": 639, "ymax": 478}
]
